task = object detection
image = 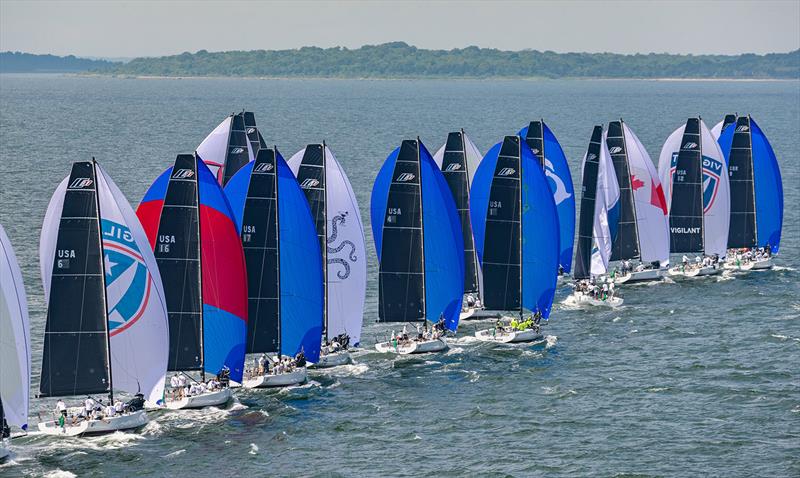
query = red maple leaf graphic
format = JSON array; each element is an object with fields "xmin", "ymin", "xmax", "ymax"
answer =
[
  {"xmin": 630, "ymin": 175, "xmax": 645, "ymax": 191},
  {"xmin": 650, "ymin": 179, "xmax": 668, "ymax": 215}
]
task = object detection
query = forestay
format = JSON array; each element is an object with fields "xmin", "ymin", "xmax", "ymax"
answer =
[
  {"xmin": 371, "ymin": 139, "xmax": 464, "ymax": 331},
  {"xmin": 226, "ymin": 148, "xmax": 324, "ymax": 363},
  {"xmin": 288, "ymin": 144, "xmax": 366, "ymax": 347},
  {"xmin": 41, "ymin": 160, "xmax": 169, "ymax": 403},
  {"xmin": 658, "ymin": 118, "xmax": 730, "ymax": 257},
  {"xmin": 470, "ymin": 136, "xmax": 559, "ymax": 319},
  {"xmin": 519, "ymin": 121, "xmax": 576, "ymax": 273},
  {"xmin": 718, "ymin": 115, "xmax": 783, "ymax": 252},
  {"xmin": 0, "ymin": 224, "xmax": 30, "ymax": 430},
  {"xmin": 433, "ymin": 130, "xmax": 483, "ymax": 299},
  {"xmin": 137, "ymin": 154, "xmax": 248, "ymax": 382}
]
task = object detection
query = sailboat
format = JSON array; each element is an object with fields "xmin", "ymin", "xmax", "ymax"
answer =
[
  {"xmin": 196, "ymin": 112, "xmax": 256, "ymax": 186},
  {"xmin": 605, "ymin": 120, "xmax": 670, "ymax": 284},
  {"xmin": 287, "ymin": 143, "xmax": 366, "ymax": 368},
  {"xmin": 38, "ymin": 160, "xmax": 169, "ymax": 435},
  {"xmin": 717, "ymin": 115, "xmax": 783, "ymax": 271},
  {"xmin": 371, "ymin": 138, "xmax": 464, "ymax": 355},
  {"xmin": 711, "ymin": 114, "xmax": 738, "ymax": 140},
  {"xmin": 469, "ymin": 136, "xmax": 560, "ymax": 343},
  {"xmin": 565, "ymin": 126, "xmax": 624, "ymax": 307},
  {"xmin": 0, "ymin": 224, "xmax": 30, "ymax": 458},
  {"xmin": 137, "ymin": 153, "xmax": 248, "ymax": 409},
  {"xmin": 432, "ymin": 130, "xmax": 485, "ymax": 320},
  {"xmin": 658, "ymin": 118, "xmax": 730, "ymax": 278},
  {"xmin": 519, "ymin": 120, "xmax": 576, "ymax": 279},
  {"xmin": 225, "ymin": 147, "xmax": 324, "ymax": 387}
]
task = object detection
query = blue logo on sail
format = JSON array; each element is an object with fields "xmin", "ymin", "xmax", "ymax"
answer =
[{"xmin": 101, "ymin": 220, "xmax": 152, "ymax": 336}]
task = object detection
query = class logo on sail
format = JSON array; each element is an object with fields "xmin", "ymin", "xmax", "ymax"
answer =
[
  {"xmin": 395, "ymin": 172, "xmax": 416, "ymax": 182},
  {"xmin": 497, "ymin": 167, "xmax": 516, "ymax": 177},
  {"xmin": 101, "ymin": 220, "xmax": 152, "ymax": 337},
  {"xmin": 608, "ymin": 146, "xmax": 623, "ymax": 154},
  {"xmin": 253, "ymin": 162, "xmax": 274, "ymax": 173},
  {"xmin": 68, "ymin": 177, "xmax": 94, "ymax": 189},
  {"xmin": 300, "ymin": 178, "xmax": 320, "ymax": 189},
  {"xmin": 171, "ymin": 169, "xmax": 195, "ymax": 179},
  {"xmin": 444, "ymin": 163, "xmax": 462, "ymax": 172},
  {"xmin": 229, "ymin": 147, "xmax": 246, "ymax": 155}
]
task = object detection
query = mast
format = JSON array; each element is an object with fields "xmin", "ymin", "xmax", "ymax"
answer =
[
  {"xmin": 517, "ymin": 138, "xmax": 524, "ymax": 321},
  {"xmin": 460, "ymin": 130, "xmax": 480, "ymax": 297},
  {"xmin": 417, "ymin": 137, "xmax": 428, "ymax": 325},
  {"xmin": 322, "ymin": 142, "xmax": 329, "ymax": 341},
  {"xmin": 274, "ymin": 146, "xmax": 283, "ymax": 357},
  {"xmin": 194, "ymin": 154, "xmax": 206, "ymax": 381},
  {"xmin": 698, "ymin": 116, "xmax": 706, "ymax": 255},
  {"xmin": 92, "ymin": 158, "xmax": 114, "ymax": 404}
]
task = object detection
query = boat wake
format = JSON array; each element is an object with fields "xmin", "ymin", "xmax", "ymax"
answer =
[{"xmin": 322, "ymin": 363, "xmax": 369, "ymax": 377}]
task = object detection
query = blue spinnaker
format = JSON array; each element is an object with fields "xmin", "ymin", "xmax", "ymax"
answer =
[
  {"xmin": 419, "ymin": 142, "xmax": 465, "ymax": 332},
  {"xmin": 519, "ymin": 123, "xmax": 575, "ymax": 272},
  {"xmin": 751, "ymin": 118, "xmax": 783, "ymax": 252}
]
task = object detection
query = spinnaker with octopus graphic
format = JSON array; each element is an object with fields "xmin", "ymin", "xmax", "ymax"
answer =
[
  {"xmin": 39, "ymin": 160, "xmax": 169, "ymax": 417},
  {"xmin": 288, "ymin": 143, "xmax": 366, "ymax": 354}
]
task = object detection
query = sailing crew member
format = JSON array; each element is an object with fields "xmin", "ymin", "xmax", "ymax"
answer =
[
  {"xmin": 258, "ymin": 353, "xmax": 268, "ymax": 375},
  {"xmin": 56, "ymin": 399, "xmax": 67, "ymax": 419},
  {"xmin": 296, "ymin": 349, "xmax": 307, "ymax": 367},
  {"xmin": 84, "ymin": 396, "xmax": 95, "ymax": 416}
]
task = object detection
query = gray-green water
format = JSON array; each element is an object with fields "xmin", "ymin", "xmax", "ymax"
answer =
[{"xmin": 0, "ymin": 75, "xmax": 798, "ymax": 477}]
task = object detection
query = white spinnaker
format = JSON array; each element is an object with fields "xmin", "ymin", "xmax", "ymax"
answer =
[
  {"xmin": 590, "ymin": 139, "xmax": 620, "ymax": 276},
  {"xmin": 623, "ymin": 123, "xmax": 670, "ymax": 265},
  {"xmin": 95, "ymin": 164, "xmax": 169, "ymax": 403},
  {"xmin": 710, "ymin": 120, "xmax": 725, "ymax": 140},
  {"xmin": 288, "ymin": 146, "xmax": 367, "ymax": 347},
  {"xmin": 40, "ymin": 178, "xmax": 69, "ymax": 301},
  {"xmin": 699, "ymin": 120, "xmax": 730, "ymax": 258},
  {"xmin": 0, "ymin": 224, "xmax": 30, "ymax": 430},
  {"xmin": 657, "ymin": 124, "xmax": 685, "ymax": 213},
  {"xmin": 196, "ymin": 115, "xmax": 232, "ymax": 180}
]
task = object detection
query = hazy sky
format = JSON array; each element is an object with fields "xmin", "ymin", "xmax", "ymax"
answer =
[{"xmin": 1, "ymin": 0, "xmax": 798, "ymax": 58}]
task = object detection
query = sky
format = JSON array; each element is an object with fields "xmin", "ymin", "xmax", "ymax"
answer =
[{"xmin": 1, "ymin": 0, "xmax": 798, "ymax": 58}]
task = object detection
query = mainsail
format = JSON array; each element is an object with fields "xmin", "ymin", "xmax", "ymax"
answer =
[
  {"xmin": 137, "ymin": 154, "xmax": 248, "ymax": 382},
  {"xmin": 573, "ymin": 126, "xmax": 621, "ymax": 279},
  {"xmin": 225, "ymin": 147, "xmax": 324, "ymax": 363},
  {"xmin": 711, "ymin": 114, "xmax": 738, "ymax": 140},
  {"xmin": 658, "ymin": 118, "xmax": 730, "ymax": 257},
  {"xmin": 196, "ymin": 113, "xmax": 256, "ymax": 186},
  {"xmin": 718, "ymin": 115, "xmax": 783, "ymax": 252},
  {"xmin": 371, "ymin": 139, "xmax": 464, "ymax": 331},
  {"xmin": 41, "ymin": 160, "xmax": 169, "ymax": 403},
  {"xmin": 0, "ymin": 224, "xmax": 30, "ymax": 430},
  {"xmin": 519, "ymin": 120, "xmax": 576, "ymax": 273},
  {"xmin": 433, "ymin": 130, "xmax": 483, "ymax": 298},
  {"xmin": 288, "ymin": 144, "xmax": 366, "ymax": 347},
  {"xmin": 470, "ymin": 136, "xmax": 559, "ymax": 318},
  {"xmin": 605, "ymin": 120, "xmax": 670, "ymax": 265},
  {"xmin": 243, "ymin": 111, "xmax": 267, "ymax": 156}
]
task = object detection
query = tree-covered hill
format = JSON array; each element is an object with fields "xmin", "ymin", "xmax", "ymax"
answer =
[
  {"xmin": 107, "ymin": 43, "xmax": 799, "ymax": 79},
  {"xmin": 0, "ymin": 51, "xmax": 116, "ymax": 73}
]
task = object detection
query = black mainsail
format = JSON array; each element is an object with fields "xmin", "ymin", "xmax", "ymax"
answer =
[
  {"xmin": 481, "ymin": 136, "xmax": 522, "ymax": 313},
  {"xmin": 378, "ymin": 140, "xmax": 426, "ymax": 323},
  {"xmin": 221, "ymin": 113, "xmax": 253, "ymax": 187},
  {"xmin": 607, "ymin": 120, "xmax": 640, "ymax": 261},
  {"xmin": 573, "ymin": 127, "xmax": 603, "ymax": 280},
  {"xmin": 294, "ymin": 144, "xmax": 329, "ymax": 337},
  {"xmin": 669, "ymin": 118, "xmax": 704, "ymax": 253},
  {"xmin": 727, "ymin": 115, "xmax": 757, "ymax": 248},
  {"xmin": 40, "ymin": 161, "xmax": 112, "ymax": 398},
  {"xmin": 439, "ymin": 131, "xmax": 480, "ymax": 296},
  {"xmin": 152, "ymin": 154, "xmax": 204, "ymax": 373},
  {"xmin": 240, "ymin": 148, "xmax": 281, "ymax": 354}
]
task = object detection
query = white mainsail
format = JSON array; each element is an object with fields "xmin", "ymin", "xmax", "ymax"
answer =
[
  {"xmin": 40, "ymin": 163, "xmax": 169, "ymax": 403},
  {"xmin": 590, "ymin": 138, "xmax": 621, "ymax": 275},
  {"xmin": 622, "ymin": 123, "xmax": 670, "ymax": 265},
  {"xmin": 288, "ymin": 146, "xmax": 367, "ymax": 347},
  {"xmin": 0, "ymin": 224, "xmax": 30, "ymax": 430}
]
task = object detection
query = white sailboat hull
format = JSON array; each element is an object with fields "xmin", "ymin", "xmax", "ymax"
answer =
[
  {"xmin": 668, "ymin": 265, "xmax": 722, "ymax": 278},
  {"xmin": 37, "ymin": 409, "xmax": 148, "ymax": 437},
  {"xmin": 243, "ymin": 367, "xmax": 308, "ymax": 388},
  {"xmin": 474, "ymin": 328, "xmax": 542, "ymax": 343},
  {"xmin": 724, "ymin": 257, "xmax": 772, "ymax": 271},
  {"xmin": 612, "ymin": 268, "xmax": 663, "ymax": 284},
  {"xmin": 311, "ymin": 350, "xmax": 352, "ymax": 368},
  {"xmin": 374, "ymin": 337, "xmax": 448, "ymax": 355},
  {"xmin": 563, "ymin": 292, "xmax": 624, "ymax": 307},
  {"xmin": 165, "ymin": 388, "xmax": 231, "ymax": 410}
]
